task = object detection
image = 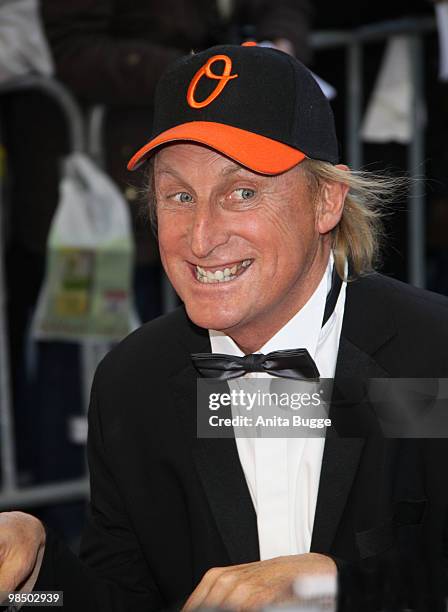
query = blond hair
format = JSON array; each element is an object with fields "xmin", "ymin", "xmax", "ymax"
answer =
[
  {"xmin": 143, "ymin": 155, "xmax": 406, "ymax": 280},
  {"xmin": 301, "ymin": 159, "xmax": 406, "ymax": 280}
]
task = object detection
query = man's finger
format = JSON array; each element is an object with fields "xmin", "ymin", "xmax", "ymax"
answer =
[
  {"xmin": 0, "ymin": 561, "xmax": 22, "ymax": 594},
  {"xmin": 194, "ymin": 571, "xmax": 242, "ymax": 610},
  {"xmin": 207, "ymin": 579, "xmax": 256, "ymax": 611},
  {"xmin": 183, "ymin": 567, "xmax": 238, "ymax": 611},
  {"xmin": 183, "ymin": 566, "xmax": 224, "ymax": 611}
]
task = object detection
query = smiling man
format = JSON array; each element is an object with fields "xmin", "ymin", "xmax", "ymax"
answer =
[{"xmin": 1, "ymin": 43, "xmax": 448, "ymax": 611}]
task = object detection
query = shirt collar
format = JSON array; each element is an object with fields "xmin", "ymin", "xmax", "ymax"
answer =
[{"xmin": 209, "ymin": 254, "xmax": 334, "ymax": 359}]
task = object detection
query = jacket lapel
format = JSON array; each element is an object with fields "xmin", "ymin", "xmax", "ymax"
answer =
[
  {"xmin": 310, "ymin": 337, "xmax": 390, "ymax": 553},
  {"xmin": 311, "ymin": 274, "xmax": 397, "ymax": 554},
  {"xmin": 192, "ymin": 437, "xmax": 260, "ymax": 564},
  {"xmin": 169, "ymin": 310, "xmax": 259, "ymax": 565}
]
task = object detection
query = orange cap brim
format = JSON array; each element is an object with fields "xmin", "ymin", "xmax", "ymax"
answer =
[{"xmin": 127, "ymin": 121, "xmax": 305, "ymax": 174}]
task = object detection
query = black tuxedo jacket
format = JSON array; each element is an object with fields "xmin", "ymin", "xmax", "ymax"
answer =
[{"xmin": 35, "ymin": 273, "xmax": 448, "ymax": 611}]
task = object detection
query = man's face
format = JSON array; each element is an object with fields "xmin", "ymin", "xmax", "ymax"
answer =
[{"xmin": 155, "ymin": 143, "xmax": 328, "ymax": 345}]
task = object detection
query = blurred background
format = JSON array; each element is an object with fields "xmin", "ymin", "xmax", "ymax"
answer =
[{"xmin": 0, "ymin": 0, "xmax": 447, "ymax": 552}]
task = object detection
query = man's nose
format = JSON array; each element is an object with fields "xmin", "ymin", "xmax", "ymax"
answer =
[{"xmin": 189, "ymin": 203, "xmax": 230, "ymax": 259}]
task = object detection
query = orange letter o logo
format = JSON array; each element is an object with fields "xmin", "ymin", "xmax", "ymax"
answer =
[{"xmin": 187, "ymin": 55, "xmax": 238, "ymax": 109}]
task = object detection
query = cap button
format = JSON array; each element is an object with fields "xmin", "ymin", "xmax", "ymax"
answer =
[{"xmin": 241, "ymin": 41, "xmax": 257, "ymax": 47}]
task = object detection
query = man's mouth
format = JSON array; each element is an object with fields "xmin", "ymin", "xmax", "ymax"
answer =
[{"xmin": 194, "ymin": 259, "xmax": 253, "ymax": 284}]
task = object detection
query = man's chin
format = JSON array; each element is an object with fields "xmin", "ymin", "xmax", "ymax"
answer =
[{"xmin": 184, "ymin": 303, "xmax": 243, "ymax": 333}]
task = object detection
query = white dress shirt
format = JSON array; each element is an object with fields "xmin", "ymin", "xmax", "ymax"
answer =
[{"xmin": 209, "ymin": 254, "xmax": 346, "ymax": 560}]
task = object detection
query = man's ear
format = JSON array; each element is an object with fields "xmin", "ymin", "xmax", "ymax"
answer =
[{"xmin": 316, "ymin": 164, "xmax": 350, "ymax": 235}]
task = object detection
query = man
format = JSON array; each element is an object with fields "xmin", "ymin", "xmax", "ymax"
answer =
[{"xmin": 1, "ymin": 43, "xmax": 448, "ymax": 611}]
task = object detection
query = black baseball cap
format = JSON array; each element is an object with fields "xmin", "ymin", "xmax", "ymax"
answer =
[{"xmin": 128, "ymin": 42, "xmax": 339, "ymax": 174}]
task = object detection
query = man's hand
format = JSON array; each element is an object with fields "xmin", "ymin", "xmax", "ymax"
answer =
[
  {"xmin": 183, "ymin": 553, "xmax": 336, "ymax": 611},
  {"xmin": 0, "ymin": 512, "xmax": 46, "ymax": 596}
]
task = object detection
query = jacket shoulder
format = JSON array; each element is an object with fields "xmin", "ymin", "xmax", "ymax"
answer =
[
  {"xmin": 356, "ymin": 273, "xmax": 448, "ymax": 328},
  {"xmin": 93, "ymin": 306, "xmax": 204, "ymax": 388},
  {"xmin": 347, "ymin": 273, "xmax": 448, "ymax": 375}
]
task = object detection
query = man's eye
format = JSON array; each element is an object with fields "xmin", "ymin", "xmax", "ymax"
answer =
[
  {"xmin": 233, "ymin": 188, "xmax": 256, "ymax": 200},
  {"xmin": 172, "ymin": 192, "xmax": 193, "ymax": 203}
]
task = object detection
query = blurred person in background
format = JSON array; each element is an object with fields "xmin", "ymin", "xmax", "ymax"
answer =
[{"xmin": 1, "ymin": 0, "xmax": 311, "ymax": 545}]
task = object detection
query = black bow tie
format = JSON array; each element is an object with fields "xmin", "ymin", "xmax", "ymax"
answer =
[
  {"xmin": 191, "ymin": 266, "xmax": 342, "ymax": 381},
  {"xmin": 191, "ymin": 348, "xmax": 319, "ymax": 380}
]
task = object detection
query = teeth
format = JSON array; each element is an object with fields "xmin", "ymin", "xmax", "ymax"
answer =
[{"xmin": 195, "ymin": 259, "xmax": 252, "ymax": 283}]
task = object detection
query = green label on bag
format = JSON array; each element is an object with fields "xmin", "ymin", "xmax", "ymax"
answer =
[
  {"xmin": 36, "ymin": 244, "xmax": 135, "ymax": 341},
  {"xmin": 54, "ymin": 248, "xmax": 95, "ymax": 316}
]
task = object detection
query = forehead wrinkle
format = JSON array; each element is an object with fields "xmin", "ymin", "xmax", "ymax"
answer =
[
  {"xmin": 220, "ymin": 163, "xmax": 249, "ymax": 177},
  {"xmin": 156, "ymin": 159, "xmax": 250, "ymax": 188},
  {"xmin": 156, "ymin": 167, "xmax": 186, "ymax": 182},
  {"xmin": 155, "ymin": 147, "xmax": 299, "ymax": 190},
  {"xmin": 156, "ymin": 148, "xmax": 234, "ymax": 177}
]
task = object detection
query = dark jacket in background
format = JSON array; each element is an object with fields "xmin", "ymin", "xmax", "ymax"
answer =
[{"xmin": 41, "ymin": 0, "xmax": 312, "ymax": 108}]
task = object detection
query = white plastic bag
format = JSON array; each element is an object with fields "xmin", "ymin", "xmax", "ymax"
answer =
[
  {"xmin": 32, "ymin": 153, "xmax": 138, "ymax": 341},
  {"xmin": 0, "ymin": 0, "xmax": 54, "ymax": 82},
  {"xmin": 361, "ymin": 36, "xmax": 418, "ymax": 144}
]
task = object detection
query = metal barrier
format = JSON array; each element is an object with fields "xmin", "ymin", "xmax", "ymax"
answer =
[
  {"xmin": 0, "ymin": 77, "xmax": 89, "ymax": 509},
  {"xmin": 311, "ymin": 15, "xmax": 436, "ymax": 287},
  {"xmin": 0, "ymin": 15, "xmax": 437, "ymax": 510}
]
